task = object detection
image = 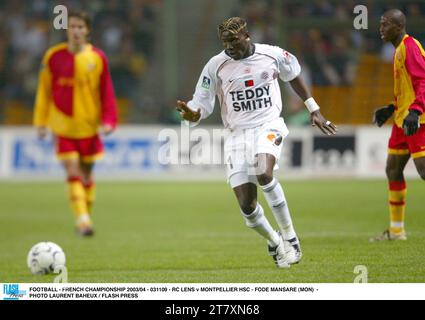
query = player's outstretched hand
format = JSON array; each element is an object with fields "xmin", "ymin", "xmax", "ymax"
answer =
[
  {"xmin": 403, "ymin": 109, "xmax": 420, "ymax": 136},
  {"xmin": 36, "ymin": 126, "xmax": 48, "ymax": 140},
  {"xmin": 176, "ymin": 100, "xmax": 201, "ymax": 122},
  {"xmin": 373, "ymin": 104, "xmax": 395, "ymax": 127},
  {"xmin": 310, "ymin": 110, "xmax": 338, "ymax": 135}
]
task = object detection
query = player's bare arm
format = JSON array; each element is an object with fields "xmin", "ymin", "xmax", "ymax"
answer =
[
  {"xmin": 289, "ymin": 76, "xmax": 337, "ymax": 135},
  {"xmin": 176, "ymin": 100, "xmax": 201, "ymax": 122}
]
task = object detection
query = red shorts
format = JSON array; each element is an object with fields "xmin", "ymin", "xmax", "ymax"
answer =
[
  {"xmin": 55, "ymin": 135, "xmax": 104, "ymax": 163},
  {"xmin": 388, "ymin": 124, "xmax": 425, "ymax": 159}
]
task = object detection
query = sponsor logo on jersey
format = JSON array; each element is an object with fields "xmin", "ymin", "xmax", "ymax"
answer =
[
  {"xmin": 230, "ymin": 85, "xmax": 272, "ymax": 112},
  {"xmin": 202, "ymin": 76, "xmax": 211, "ymax": 89}
]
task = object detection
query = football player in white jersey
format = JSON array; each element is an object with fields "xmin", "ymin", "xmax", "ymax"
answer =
[{"xmin": 177, "ymin": 17, "xmax": 337, "ymax": 268}]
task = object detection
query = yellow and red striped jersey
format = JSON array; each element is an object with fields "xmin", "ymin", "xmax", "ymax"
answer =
[
  {"xmin": 393, "ymin": 35, "xmax": 425, "ymax": 127},
  {"xmin": 33, "ymin": 43, "xmax": 117, "ymax": 139}
]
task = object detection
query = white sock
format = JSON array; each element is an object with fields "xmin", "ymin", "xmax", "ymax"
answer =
[
  {"xmin": 261, "ymin": 178, "xmax": 297, "ymax": 241},
  {"xmin": 241, "ymin": 204, "xmax": 280, "ymax": 247}
]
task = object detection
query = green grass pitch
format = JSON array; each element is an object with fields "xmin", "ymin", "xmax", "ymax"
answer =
[{"xmin": 0, "ymin": 180, "xmax": 424, "ymax": 283}]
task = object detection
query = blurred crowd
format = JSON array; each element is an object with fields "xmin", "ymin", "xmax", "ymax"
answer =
[
  {"xmin": 236, "ymin": 0, "xmax": 425, "ymax": 124},
  {"xmin": 0, "ymin": 0, "xmax": 160, "ymax": 116},
  {"xmin": 239, "ymin": 0, "xmax": 425, "ymax": 86},
  {"xmin": 1, "ymin": 0, "xmax": 425, "ymax": 125}
]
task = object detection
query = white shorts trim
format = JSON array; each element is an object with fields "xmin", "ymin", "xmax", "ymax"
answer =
[{"xmin": 228, "ymin": 171, "xmax": 258, "ymax": 188}]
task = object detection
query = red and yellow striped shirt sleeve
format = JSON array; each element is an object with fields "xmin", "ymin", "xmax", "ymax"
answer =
[
  {"xmin": 33, "ymin": 45, "xmax": 57, "ymax": 127},
  {"xmin": 404, "ymin": 36, "xmax": 425, "ymax": 114},
  {"xmin": 93, "ymin": 47, "xmax": 118, "ymax": 128}
]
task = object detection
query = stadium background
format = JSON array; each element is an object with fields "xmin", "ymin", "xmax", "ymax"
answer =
[
  {"xmin": 0, "ymin": 0, "xmax": 424, "ymax": 283},
  {"xmin": 1, "ymin": 0, "xmax": 425, "ymax": 126}
]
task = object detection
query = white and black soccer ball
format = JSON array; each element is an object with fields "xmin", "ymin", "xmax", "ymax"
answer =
[{"xmin": 27, "ymin": 242, "xmax": 66, "ymax": 275}]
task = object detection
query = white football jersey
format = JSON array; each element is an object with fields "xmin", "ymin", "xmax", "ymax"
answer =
[{"xmin": 187, "ymin": 43, "xmax": 301, "ymax": 130}]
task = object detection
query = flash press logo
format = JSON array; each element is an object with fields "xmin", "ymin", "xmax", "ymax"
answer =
[{"xmin": 3, "ymin": 284, "xmax": 27, "ymax": 300}]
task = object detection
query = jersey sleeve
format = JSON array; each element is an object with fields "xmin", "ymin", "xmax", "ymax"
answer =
[
  {"xmin": 274, "ymin": 47, "xmax": 301, "ymax": 82},
  {"xmin": 404, "ymin": 38, "xmax": 425, "ymax": 114},
  {"xmin": 33, "ymin": 52, "xmax": 52, "ymax": 127},
  {"xmin": 187, "ymin": 58, "xmax": 218, "ymax": 122},
  {"xmin": 97, "ymin": 51, "xmax": 118, "ymax": 128}
]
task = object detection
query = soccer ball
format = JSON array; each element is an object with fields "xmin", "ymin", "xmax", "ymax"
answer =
[{"xmin": 27, "ymin": 242, "xmax": 66, "ymax": 275}]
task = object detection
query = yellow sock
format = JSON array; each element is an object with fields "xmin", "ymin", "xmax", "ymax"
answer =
[
  {"xmin": 68, "ymin": 176, "xmax": 90, "ymax": 224},
  {"xmin": 388, "ymin": 181, "xmax": 406, "ymax": 235},
  {"xmin": 83, "ymin": 180, "xmax": 96, "ymax": 215}
]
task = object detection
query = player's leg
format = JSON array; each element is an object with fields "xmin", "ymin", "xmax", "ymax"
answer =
[
  {"xmin": 410, "ymin": 125, "xmax": 425, "ymax": 180},
  {"xmin": 226, "ymin": 127, "xmax": 290, "ymax": 267},
  {"xmin": 413, "ymin": 156, "xmax": 425, "ymax": 180},
  {"xmin": 386, "ymin": 154, "xmax": 410, "ymax": 236},
  {"xmin": 79, "ymin": 134, "xmax": 104, "ymax": 216},
  {"xmin": 256, "ymin": 154, "xmax": 297, "ymax": 242},
  {"xmin": 61, "ymin": 159, "xmax": 92, "ymax": 235},
  {"xmin": 372, "ymin": 153, "xmax": 410, "ymax": 242},
  {"xmin": 256, "ymin": 153, "xmax": 301, "ymax": 263},
  {"xmin": 232, "ymin": 179, "xmax": 280, "ymax": 247},
  {"xmin": 372, "ymin": 124, "xmax": 411, "ymax": 242},
  {"xmin": 80, "ymin": 161, "xmax": 95, "ymax": 215},
  {"xmin": 55, "ymin": 136, "xmax": 92, "ymax": 235},
  {"xmin": 226, "ymin": 128, "xmax": 279, "ymax": 245},
  {"xmin": 252, "ymin": 118, "xmax": 301, "ymax": 263},
  {"xmin": 231, "ymin": 178, "xmax": 290, "ymax": 268}
]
